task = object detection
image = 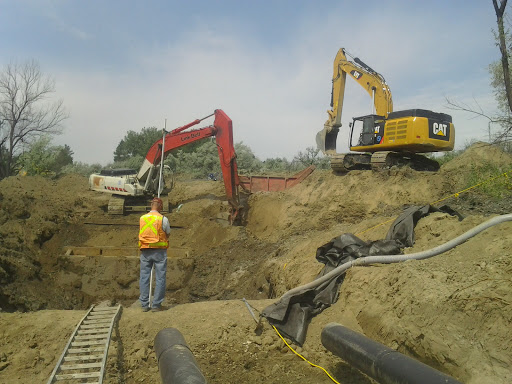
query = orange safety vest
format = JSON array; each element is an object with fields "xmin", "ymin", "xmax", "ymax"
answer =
[{"xmin": 138, "ymin": 211, "xmax": 169, "ymax": 249}]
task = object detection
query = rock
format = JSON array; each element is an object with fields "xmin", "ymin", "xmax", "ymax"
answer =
[
  {"xmin": 249, "ymin": 336, "xmax": 262, "ymax": 345},
  {"xmin": 262, "ymin": 336, "xmax": 273, "ymax": 346}
]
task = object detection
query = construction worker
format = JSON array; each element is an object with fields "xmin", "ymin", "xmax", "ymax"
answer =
[{"xmin": 139, "ymin": 197, "xmax": 170, "ymax": 312}]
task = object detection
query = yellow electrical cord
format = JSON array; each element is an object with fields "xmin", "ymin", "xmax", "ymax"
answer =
[
  {"xmin": 430, "ymin": 170, "xmax": 510, "ymax": 205},
  {"xmin": 355, "ymin": 217, "xmax": 396, "ymax": 236},
  {"xmin": 356, "ymin": 170, "xmax": 511, "ymax": 237},
  {"xmin": 272, "ymin": 325, "xmax": 341, "ymax": 384},
  {"xmin": 269, "ymin": 170, "xmax": 511, "ymax": 383}
]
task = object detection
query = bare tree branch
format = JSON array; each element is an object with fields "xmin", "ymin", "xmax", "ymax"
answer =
[
  {"xmin": 446, "ymin": 97, "xmax": 512, "ymax": 144},
  {"xmin": 493, "ymin": 0, "xmax": 512, "ymax": 115},
  {"xmin": 0, "ymin": 60, "xmax": 68, "ymax": 178}
]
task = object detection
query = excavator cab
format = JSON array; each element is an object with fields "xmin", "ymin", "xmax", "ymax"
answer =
[{"xmin": 349, "ymin": 115, "xmax": 385, "ymax": 148}]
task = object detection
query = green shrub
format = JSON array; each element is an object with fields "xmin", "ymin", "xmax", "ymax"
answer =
[
  {"xmin": 60, "ymin": 162, "xmax": 103, "ymax": 177},
  {"xmin": 465, "ymin": 162, "xmax": 512, "ymax": 199},
  {"xmin": 17, "ymin": 137, "xmax": 74, "ymax": 176}
]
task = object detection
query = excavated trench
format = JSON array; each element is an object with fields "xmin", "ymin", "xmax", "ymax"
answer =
[
  {"xmin": 48, "ymin": 238, "xmax": 280, "ymax": 310},
  {"xmin": 0, "ymin": 214, "xmax": 282, "ymax": 312},
  {"xmin": 0, "ymin": 173, "xmax": 281, "ymax": 312}
]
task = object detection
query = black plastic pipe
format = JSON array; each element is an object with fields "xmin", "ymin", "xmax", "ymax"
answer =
[
  {"xmin": 154, "ymin": 328, "xmax": 207, "ymax": 384},
  {"xmin": 321, "ymin": 323, "xmax": 462, "ymax": 384}
]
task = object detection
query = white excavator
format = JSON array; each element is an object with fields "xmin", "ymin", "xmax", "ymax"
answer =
[{"xmin": 89, "ymin": 110, "xmax": 242, "ymax": 222}]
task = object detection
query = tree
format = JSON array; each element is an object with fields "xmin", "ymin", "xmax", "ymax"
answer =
[
  {"xmin": 489, "ymin": 0, "xmax": 512, "ymax": 144},
  {"xmin": 164, "ymin": 140, "xmax": 224, "ymax": 178},
  {"xmin": 17, "ymin": 137, "xmax": 73, "ymax": 176},
  {"xmin": 162, "ymin": 140, "xmax": 264, "ymax": 178},
  {"xmin": 113, "ymin": 126, "xmax": 209, "ymax": 162},
  {"xmin": 234, "ymin": 142, "xmax": 263, "ymax": 173},
  {"xmin": 113, "ymin": 127, "xmax": 162, "ymax": 161},
  {"xmin": 262, "ymin": 157, "xmax": 292, "ymax": 172},
  {"xmin": 292, "ymin": 146, "xmax": 330, "ymax": 169},
  {"xmin": 60, "ymin": 161, "xmax": 103, "ymax": 177},
  {"xmin": 446, "ymin": 1, "xmax": 512, "ymax": 148},
  {"xmin": 493, "ymin": 0, "xmax": 512, "ymax": 116},
  {"xmin": 0, "ymin": 60, "xmax": 67, "ymax": 179},
  {"xmin": 52, "ymin": 144, "xmax": 74, "ymax": 172}
]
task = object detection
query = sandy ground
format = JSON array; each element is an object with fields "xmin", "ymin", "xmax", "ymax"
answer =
[{"xmin": 0, "ymin": 142, "xmax": 511, "ymax": 383}]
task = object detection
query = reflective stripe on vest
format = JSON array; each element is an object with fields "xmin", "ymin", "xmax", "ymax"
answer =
[{"xmin": 139, "ymin": 212, "xmax": 168, "ymax": 249}]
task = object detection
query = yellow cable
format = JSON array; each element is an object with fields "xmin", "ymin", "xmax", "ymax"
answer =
[
  {"xmin": 356, "ymin": 170, "xmax": 511, "ymax": 237},
  {"xmin": 356, "ymin": 217, "xmax": 396, "ymax": 236},
  {"xmin": 272, "ymin": 325, "xmax": 341, "ymax": 384},
  {"xmin": 430, "ymin": 171, "xmax": 510, "ymax": 205},
  {"xmin": 269, "ymin": 170, "xmax": 511, "ymax": 383}
]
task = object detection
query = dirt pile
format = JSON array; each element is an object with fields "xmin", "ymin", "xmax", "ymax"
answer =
[
  {"xmin": 0, "ymin": 142, "xmax": 511, "ymax": 383},
  {"xmin": 0, "ymin": 174, "xmax": 108, "ymax": 310},
  {"xmin": 442, "ymin": 141, "xmax": 512, "ymax": 172}
]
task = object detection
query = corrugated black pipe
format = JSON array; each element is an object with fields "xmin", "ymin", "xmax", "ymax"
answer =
[
  {"xmin": 154, "ymin": 328, "xmax": 207, "ymax": 384},
  {"xmin": 321, "ymin": 323, "xmax": 463, "ymax": 384}
]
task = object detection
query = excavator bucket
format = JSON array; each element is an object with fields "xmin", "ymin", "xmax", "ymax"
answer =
[
  {"xmin": 316, "ymin": 123, "xmax": 339, "ymax": 154},
  {"xmin": 316, "ymin": 129, "xmax": 327, "ymax": 153}
]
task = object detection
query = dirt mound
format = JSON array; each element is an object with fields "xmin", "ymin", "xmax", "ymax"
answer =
[
  {"xmin": 0, "ymin": 310, "xmax": 83, "ymax": 381},
  {"xmin": 320, "ymin": 213, "xmax": 512, "ymax": 383},
  {"xmin": 442, "ymin": 141, "xmax": 512, "ymax": 172},
  {"xmin": 0, "ymin": 142, "xmax": 511, "ymax": 383},
  {"xmin": 0, "ymin": 174, "xmax": 107, "ymax": 310}
]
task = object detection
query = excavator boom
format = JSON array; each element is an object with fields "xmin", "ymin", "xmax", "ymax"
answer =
[{"xmin": 317, "ymin": 48, "xmax": 393, "ymax": 154}]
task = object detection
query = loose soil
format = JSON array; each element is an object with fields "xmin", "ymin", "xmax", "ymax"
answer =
[{"xmin": 0, "ymin": 142, "xmax": 511, "ymax": 383}]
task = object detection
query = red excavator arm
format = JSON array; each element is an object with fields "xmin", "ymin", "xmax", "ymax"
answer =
[{"xmin": 137, "ymin": 109, "xmax": 241, "ymax": 222}]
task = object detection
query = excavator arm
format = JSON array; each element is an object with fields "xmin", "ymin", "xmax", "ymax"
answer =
[
  {"xmin": 317, "ymin": 48, "xmax": 393, "ymax": 154},
  {"xmin": 137, "ymin": 109, "xmax": 241, "ymax": 222}
]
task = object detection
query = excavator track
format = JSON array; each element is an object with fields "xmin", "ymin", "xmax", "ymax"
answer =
[
  {"xmin": 370, "ymin": 151, "xmax": 440, "ymax": 171},
  {"xmin": 330, "ymin": 153, "xmax": 372, "ymax": 172},
  {"xmin": 329, "ymin": 152, "xmax": 440, "ymax": 173},
  {"xmin": 107, "ymin": 195, "xmax": 170, "ymax": 215},
  {"xmin": 107, "ymin": 195, "xmax": 125, "ymax": 215},
  {"xmin": 47, "ymin": 304, "xmax": 121, "ymax": 384},
  {"xmin": 370, "ymin": 151, "xmax": 401, "ymax": 170}
]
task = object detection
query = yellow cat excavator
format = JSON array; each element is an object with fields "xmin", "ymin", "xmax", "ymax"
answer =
[{"xmin": 316, "ymin": 48, "xmax": 455, "ymax": 172}]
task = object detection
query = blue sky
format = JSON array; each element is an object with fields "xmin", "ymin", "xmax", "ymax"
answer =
[{"xmin": 0, "ymin": 0, "xmax": 501, "ymax": 164}]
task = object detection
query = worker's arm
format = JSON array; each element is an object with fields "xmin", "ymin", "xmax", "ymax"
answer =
[{"xmin": 162, "ymin": 216, "xmax": 171, "ymax": 237}]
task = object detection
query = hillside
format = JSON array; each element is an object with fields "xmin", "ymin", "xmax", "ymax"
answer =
[{"xmin": 0, "ymin": 142, "xmax": 511, "ymax": 383}]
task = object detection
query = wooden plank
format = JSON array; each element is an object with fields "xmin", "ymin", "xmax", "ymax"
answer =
[
  {"xmin": 89, "ymin": 310, "xmax": 117, "ymax": 314},
  {"xmin": 83, "ymin": 320, "xmax": 112, "ymax": 325},
  {"xmin": 79, "ymin": 324, "xmax": 110, "ymax": 330},
  {"xmin": 76, "ymin": 329, "xmax": 109, "ymax": 335},
  {"xmin": 55, "ymin": 372, "xmax": 101, "ymax": 380},
  {"xmin": 90, "ymin": 309, "xmax": 118, "ymax": 313},
  {"xmin": 67, "ymin": 347, "xmax": 105, "ymax": 354},
  {"xmin": 71, "ymin": 340, "xmax": 106, "ymax": 347},
  {"xmin": 75, "ymin": 334, "xmax": 108, "ymax": 341},
  {"xmin": 60, "ymin": 362, "xmax": 103, "ymax": 370},
  {"xmin": 63, "ymin": 355, "xmax": 103, "ymax": 362},
  {"xmin": 87, "ymin": 315, "xmax": 116, "ymax": 320}
]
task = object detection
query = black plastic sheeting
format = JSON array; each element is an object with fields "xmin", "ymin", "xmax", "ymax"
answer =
[{"xmin": 261, "ymin": 204, "xmax": 463, "ymax": 346}]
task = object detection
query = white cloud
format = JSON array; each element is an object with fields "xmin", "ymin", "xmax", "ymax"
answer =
[
  {"xmin": 51, "ymin": 2, "xmax": 500, "ymax": 166},
  {"xmin": 44, "ymin": 8, "xmax": 93, "ymax": 41}
]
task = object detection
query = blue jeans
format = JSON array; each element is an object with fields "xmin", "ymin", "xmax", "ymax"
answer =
[{"xmin": 139, "ymin": 249, "xmax": 167, "ymax": 308}]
